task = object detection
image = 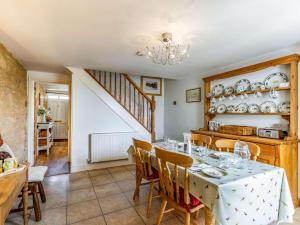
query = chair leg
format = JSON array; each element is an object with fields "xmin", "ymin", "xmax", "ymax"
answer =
[
  {"xmin": 22, "ymin": 181, "xmax": 29, "ymax": 225},
  {"xmin": 194, "ymin": 210, "xmax": 200, "ymax": 220},
  {"xmin": 184, "ymin": 212, "xmax": 191, "ymax": 225},
  {"xmin": 133, "ymin": 173, "xmax": 142, "ymax": 200},
  {"xmin": 31, "ymin": 184, "xmax": 42, "ymax": 221},
  {"xmin": 156, "ymin": 199, "xmax": 167, "ymax": 225},
  {"xmin": 38, "ymin": 181, "xmax": 46, "ymax": 203},
  {"xmin": 146, "ymin": 181, "xmax": 155, "ymax": 218}
]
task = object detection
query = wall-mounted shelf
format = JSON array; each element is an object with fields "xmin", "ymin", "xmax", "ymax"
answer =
[
  {"xmin": 206, "ymin": 87, "xmax": 290, "ymax": 99},
  {"xmin": 206, "ymin": 112, "xmax": 290, "ymax": 116}
]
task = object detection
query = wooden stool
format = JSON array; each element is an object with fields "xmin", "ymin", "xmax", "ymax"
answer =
[{"xmin": 28, "ymin": 166, "xmax": 48, "ymax": 203}]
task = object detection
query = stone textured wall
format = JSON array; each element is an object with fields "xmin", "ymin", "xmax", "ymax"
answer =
[{"xmin": 0, "ymin": 43, "xmax": 27, "ymax": 160}]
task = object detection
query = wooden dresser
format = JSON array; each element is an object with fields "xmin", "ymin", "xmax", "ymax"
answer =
[{"xmin": 198, "ymin": 54, "xmax": 300, "ymax": 206}]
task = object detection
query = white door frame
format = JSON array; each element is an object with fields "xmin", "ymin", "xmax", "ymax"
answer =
[{"xmin": 27, "ymin": 71, "xmax": 71, "ymax": 165}]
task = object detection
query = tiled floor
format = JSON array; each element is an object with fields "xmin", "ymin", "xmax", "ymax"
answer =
[{"xmin": 4, "ymin": 165, "xmax": 300, "ymax": 225}]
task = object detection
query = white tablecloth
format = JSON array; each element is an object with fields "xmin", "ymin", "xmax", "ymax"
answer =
[{"xmin": 129, "ymin": 142, "xmax": 294, "ymax": 225}]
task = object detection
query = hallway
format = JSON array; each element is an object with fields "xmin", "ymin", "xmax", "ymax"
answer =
[{"xmin": 35, "ymin": 141, "xmax": 69, "ymax": 176}]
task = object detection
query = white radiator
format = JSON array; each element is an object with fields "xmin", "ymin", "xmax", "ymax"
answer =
[{"xmin": 89, "ymin": 132, "xmax": 136, "ymax": 163}]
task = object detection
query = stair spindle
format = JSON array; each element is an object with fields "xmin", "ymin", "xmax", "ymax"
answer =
[
  {"xmin": 124, "ymin": 75, "xmax": 126, "ymax": 107},
  {"xmin": 114, "ymin": 72, "xmax": 117, "ymax": 97},
  {"xmin": 119, "ymin": 73, "xmax": 122, "ymax": 103},
  {"xmin": 134, "ymin": 88, "xmax": 136, "ymax": 117},
  {"xmin": 129, "ymin": 83, "xmax": 131, "ymax": 113},
  {"xmin": 109, "ymin": 72, "xmax": 112, "ymax": 94}
]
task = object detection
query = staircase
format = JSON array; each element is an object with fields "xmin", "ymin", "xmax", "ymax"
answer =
[{"xmin": 85, "ymin": 69, "xmax": 156, "ymax": 142}]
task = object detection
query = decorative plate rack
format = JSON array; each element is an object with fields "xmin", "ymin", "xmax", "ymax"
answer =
[
  {"xmin": 203, "ymin": 54, "xmax": 299, "ymax": 139},
  {"xmin": 194, "ymin": 54, "xmax": 299, "ymax": 206}
]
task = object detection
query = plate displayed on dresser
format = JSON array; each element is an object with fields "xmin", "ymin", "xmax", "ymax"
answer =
[
  {"xmin": 248, "ymin": 104, "xmax": 260, "ymax": 113},
  {"xmin": 227, "ymin": 105, "xmax": 235, "ymax": 113},
  {"xmin": 217, "ymin": 104, "xmax": 227, "ymax": 113},
  {"xmin": 212, "ymin": 84, "xmax": 224, "ymax": 96},
  {"xmin": 235, "ymin": 103, "xmax": 248, "ymax": 113},
  {"xmin": 250, "ymin": 82, "xmax": 265, "ymax": 91},
  {"xmin": 224, "ymin": 87, "xmax": 234, "ymax": 95},
  {"xmin": 260, "ymin": 101, "xmax": 277, "ymax": 113},
  {"xmin": 208, "ymin": 106, "xmax": 217, "ymax": 113},
  {"xmin": 278, "ymin": 102, "xmax": 290, "ymax": 113},
  {"xmin": 235, "ymin": 79, "xmax": 251, "ymax": 93},
  {"xmin": 264, "ymin": 72, "xmax": 288, "ymax": 88}
]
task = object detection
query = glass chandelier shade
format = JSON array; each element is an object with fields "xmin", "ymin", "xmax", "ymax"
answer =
[{"xmin": 145, "ymin": 32, "xmax": 190, "ymax": 65}]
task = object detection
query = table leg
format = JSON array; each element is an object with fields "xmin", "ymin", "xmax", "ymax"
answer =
[
  {"xmin": 204, "ymin": 206, "xmax": 215, "ymax": 225},
  {"xmin": 22, "ymin": 181, "xmax": 29, "ymax": 225}
]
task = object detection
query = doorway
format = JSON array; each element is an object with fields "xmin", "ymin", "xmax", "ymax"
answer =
[{"xmin": 34, "ymin": 82, "xmax": 70, "ymax": 176}]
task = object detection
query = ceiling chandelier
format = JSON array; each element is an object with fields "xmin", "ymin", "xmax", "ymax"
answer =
[{"xmin": 143, "ymin": 32, "xmax": 190, "ymax": 65}]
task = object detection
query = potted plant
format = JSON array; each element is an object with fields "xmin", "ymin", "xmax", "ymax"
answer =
[{"xmin": 37, "ymin": 106, "xmax": 47, "ymax": 123}]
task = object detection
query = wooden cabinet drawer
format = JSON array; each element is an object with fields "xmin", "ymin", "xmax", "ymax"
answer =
[{"xmin": 255, "ymin": 143, "xmax": 276, "ymax": 165}]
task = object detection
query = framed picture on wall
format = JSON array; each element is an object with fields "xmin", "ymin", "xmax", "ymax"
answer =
[
  {"xmin": 141, "ymin": 76, "xmax": 162, "ymax": 96},
  {"xmin": 186, "ymin": 88, "xmax": 201, "ymax": 103}
]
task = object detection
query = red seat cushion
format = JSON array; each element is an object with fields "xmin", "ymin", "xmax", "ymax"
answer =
[
  {"xmin": 177, "ymin": 186, "xmax": 201, "ymax": 212},
  {"xmin": 147, "ymin": 166, "xmax": 159, "ymax": 179},
  {"xmin": 143, "ymin": 163, "xmax": 159, "ymax": 179}
]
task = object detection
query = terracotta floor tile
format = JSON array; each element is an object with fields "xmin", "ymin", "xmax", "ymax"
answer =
[
  {"xmin": 69, "ymin": 177, "xmax": 92, "ymax": 191},
  {"xmin": 111, "ymin": 170, "xmax": 134, "ymax": 181},
  {"xmin": 68, "ymin": 187, "xmax": 96, "ymax": 205},
  {"xmin": 69, "ymin": 171, "xmax": 89, "ymax": 181},
  {"xmin": 88, "ymin": 168, "xmax": 110, "ymax": 177},
  {"xmin": 117, "ymin": 178, "xmax": 136, "ymax": 192},
  {"xmin": 70, "ymin": 216, "xmax": 106, "ymax": 225},
  {"xmin": 31, "ymin": 206, "xmax": 66, "ymax": 225},
  {"xmin": 98, "ymin": 193, "xmax": 131, "ymax": 214},
  {"xmin": 91, "ymin": 174, "xmax": 114, "ymax": 186},
  {"xmin": 67, "ymin": 199, "xmax": 102, "ymax": 224},
  {"xmin": 104, "ymin": 207, "xmax": 144, "ymax": 225},
  {"xmin": 94, "ymin": 182, "xmax": 122, "ymax": 198},
  {"xmin": 107, "ymin": 166, "xmax": 125, "ymax": 173}
]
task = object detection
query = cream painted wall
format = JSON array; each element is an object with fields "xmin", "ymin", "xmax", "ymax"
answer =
[{"xmin": 164, "ymin": 77, "xmax": 204, "ymax": 141}]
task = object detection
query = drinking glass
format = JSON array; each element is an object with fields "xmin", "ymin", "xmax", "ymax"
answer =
[{"xmin": 219, "ymin": 154, "xmax": 231, "ymax": 169}]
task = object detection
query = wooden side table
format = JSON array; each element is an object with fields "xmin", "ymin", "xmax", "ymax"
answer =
[{"xmin": 0, "ymin": 165, "xmax": 29, "ymax": 225}]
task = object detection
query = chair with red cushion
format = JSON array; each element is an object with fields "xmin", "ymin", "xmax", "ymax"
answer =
[
  {"xmin": 132, "ymin": 138, "xmax": 160, "ymax": 218},
  {"xmin": 155, "ymin": 147, "xmax": 204, "ymax": 225}
]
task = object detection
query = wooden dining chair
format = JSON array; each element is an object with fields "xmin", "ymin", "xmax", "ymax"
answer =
[
  {"xmin": 155, "ymin": 147, "xmax": 204, "ymax": 225},
  {"xmin": 191, "ymin": 134, "xmax": 212, "ymax": 148},
  {"xmin": 132, "ymin": 138, "xmax": 160, "ymax": 218},
  {"xmin": 215, "ymin": 139, "xmax": 236, "ymax": 152},
  {"xmin": 245, "ymin": 142, "xmax": 261, "ymax": 161}
]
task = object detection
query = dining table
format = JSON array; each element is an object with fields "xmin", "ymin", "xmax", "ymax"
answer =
[{"xmin": 128, "ymin": 141, "xmax": 295, "ymax": 225}]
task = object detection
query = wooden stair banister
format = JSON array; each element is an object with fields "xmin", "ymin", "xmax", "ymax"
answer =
[{"xmin": 85, "ymin": 69, "xmax": 156, "ymax": 142}]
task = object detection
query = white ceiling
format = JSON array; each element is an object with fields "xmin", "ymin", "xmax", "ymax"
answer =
[{"xmin": 1, "ymin": 0, "xmax": 300, "ymax": 79}]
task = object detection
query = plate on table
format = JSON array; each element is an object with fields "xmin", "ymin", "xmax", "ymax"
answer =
[
  {"xmin": 224, "ymin": 87, "xmax": 234, "ymax": 95},
  {"xmin": 278, "ymin": 102, "xmax": 290, "ymax": 113},
  {"xmin": 248, "ymin": 104, "xmax": 260, "ymax": 113},
  {"xmin": 235, "ymin": 103, "xmax": 248, "ymax": 113},
  {"xmin": 250, "ymin": 82, "xmax": 265, "ymax": 91},
  {"xmin": 264, "ymin": 72, "xmax": 288, "ymax": 88},
  {"xmin": 235, "ymin": 79, "xmax": 251, "ymax": 93},
  {"xmin": 212, "ymin": 84, "xmax": 224, "ymax": 96},
  {"xmin": 217, "ymin": 104, "xmax": 227, "ymax": 113},
  {"xmin": 227, "ymin": 105, "xmax": 235, "ymax": 113},
  {"xmin": 260, "ymin": 101, "xmax": 277, "ymax": 113},
  {"xmin": 201, "ymin": 167, "xmax": 227, "ymax": 178}
]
